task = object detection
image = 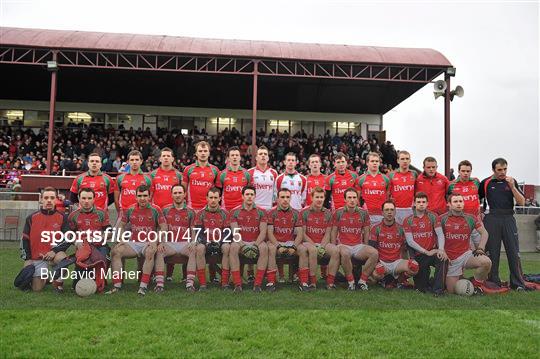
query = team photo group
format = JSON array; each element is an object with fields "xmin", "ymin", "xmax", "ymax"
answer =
[{"xmin": 18, "ymin": 140, "xmax": 533, "ymax": 297}]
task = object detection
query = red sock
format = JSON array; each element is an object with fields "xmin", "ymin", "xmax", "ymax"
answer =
[
  {"xmin": 299, "ymin": 268, "xmax": 309, "ymax": 285},
  {"xmin": 112, "ymin": 275, "xmax": 122, "ymax": 287},
  {"xmin": 360, "ymin": 273, "xmax": 369, "ymax": 282},
  {"xmin": 472, "ymin": 278, "xmax": 484, "ymax": 286},
  {"xmin": 278, "ymin": 264, "xmax": 284, "ymax": 278},
  {"xmin": 140, "ymin": 273, "xmax": 151, "ymax": 288},
  {"xmin": 346, "ymin": 274, "xmax": 354, "ymax": 284},
  {"xmin": 197, "ymin": 269, "xmax": 207, "ymax": 286},
  {"xmin": 321, "ymin": 265, "xmax": 328, "ymax": 278},
  {"xmin": 232, "ymin": 270, "xmax": 242, "ymax": 287},
  {"xmin": 255, "ymin": 269, "xmax": 266, "ymax": 286},
  {"xmin": 310, "ymin": 275, "xmax": 317, "ymax": 285},
  {"xmin": 267, "ymin": 269, "xmax": 277, "ymax": 284},
  {"xmin": 326, "ymin": 274, "xmax": 335, "ymax": 285},
  {"xmin": 221, "ymin": 269, "xmax": 230, "ymax": 287},
  {"xmin": 166, "ymin": 264, "xmax": 175, "ymax": 278}
]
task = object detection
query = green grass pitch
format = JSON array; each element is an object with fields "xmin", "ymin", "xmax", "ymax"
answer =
[{"xmin": 1, "ymin": 241, "xmax": 539, "ymax": 358}]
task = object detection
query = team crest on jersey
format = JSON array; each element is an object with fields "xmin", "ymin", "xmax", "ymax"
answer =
[
  {"xmin": 84, "ymin": 219, "xmax": 91, "ymax": 226},
  {"xmin": 341, "ymin": 180, "xmax": 347, "ymax": 185},
  {"xmin": 419, "ymin": 222, "xmax": 426, "ymax": 229},
  {"xmin": 164, "ymin": 176, "xmax": 169, "ymax": 182},
  {"xmin": 386, "ymin": 233, "xmax": 393, "ymax": 239},
  {"xmin": 52, "ymin": 223, "xmax": 60, "ymax": 229},
  {"xmin": 462, "ymin": 187, "xmax": 469, "ymax": 192}
]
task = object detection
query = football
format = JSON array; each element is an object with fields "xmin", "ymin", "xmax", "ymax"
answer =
[
  {"xmin": 75, "ymin": 278, "xmax": 97, "ymax": 297},
  {"xmin": 454, "ymin": 279, "xmax": 474, "ymax": 296}
]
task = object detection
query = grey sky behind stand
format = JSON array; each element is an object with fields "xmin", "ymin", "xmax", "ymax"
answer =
[{"xmin": 1, "ymin": 0, "xmax": 538, "ymax": 183}]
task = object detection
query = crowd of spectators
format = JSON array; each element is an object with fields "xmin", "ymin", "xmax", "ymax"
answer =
[{"xmin": 1, "ymin": 122, "xmax": 397, "ymax": 187}]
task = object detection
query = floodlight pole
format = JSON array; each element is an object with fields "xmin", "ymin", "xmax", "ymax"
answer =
[
  {"xmin": 444, "ymin": 73, "xmax": 451, "ymax": 178},
  {"xmin": 251, "ymin": 60, "xmax": 259, "ymax": 156},
  {"xmin": 46, "ymin": 51, "xmax": 58, "ymax": 175}
]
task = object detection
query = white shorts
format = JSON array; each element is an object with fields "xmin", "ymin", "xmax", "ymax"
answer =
[
  {"xmin": 127, "ymin": 242, "xmax": 150, "ymax": 257},
  {"xmin": 369, "ymin": 215, "xmax": 384, "ymax": 226},
  {"xmin": 31, "ymin": 260, "xmax": 49, "ymax": 278},
  {"xmin": 378, "ymin": 259, "xmax": 404, "ymax": 278},
  {"xmin": 279, "ymin": 241, "xmax": 295, "ymax": 247},
  {"xmin": 341, "ymin": 244, "xmax": 367, "ymax": 257},
  {"xmin": 447, "ymin": 250, "xmax": 474, "ymax": 277},
  {"xmin": 165, "ymin": 242, "xmax": 189, "ymax": 254},
  {"xmin": 395, "ymin": 208, "xmax": 413, "ymax": 225}
]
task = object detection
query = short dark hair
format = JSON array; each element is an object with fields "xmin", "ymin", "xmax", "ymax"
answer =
[
  {"xmin": 171, "ymin": 184, "xmax": 185, "ymax": 193},
  {"xmin": 381, "ymin": 199, "xmax": 396, "ymax": 210},
  {"xmin": 257, "ymin": 145, "xmax": 269, "ymax": 154},
  {"xmin": 414, "ymin": 192, "xmax": 429, "ymax": 201},
  {"xmin": 492, "ymin": 158, "xmax": 507, "ymax": 170},
  {"xmin": 311, "ymin": 186, "xmax": 325, "ymax": 197},
  {"xmin": 447, "ymin": 192, "xmax": 463, "ymax": 202},
  {"xmin": 136, "ymin": 185, "xmax": 150, "ymax": 194},
  {"xmin": 242, "ymin": 185, "xmax": 256, "ymax": 195},
  {"xmin": 160, "ymin": 147, "xmax": 174, "ymax": 156},
  {"xmin": 128, "ymin": 150, "xmax": 143, "ymax": 160},
  {"xmin": 207, "ymin": 187, "xmax": 221, "ymax": 197},
  {"xmin": 458, "ymin": 160, "xmax": 472, "ymax": 171},
  {"xmin": 41, "ymin": 186, "xmax": 57, "ymax": 196},
  {"xmin": 78, "ymin": 187, "xmax": 95, "ymax": 197},
  {"xmin": 278, "ymin": 188, "xmax": 291, "ymax": 196},
  {"xmin": 343, "ymin": 188, "xmax": 358, "ymax": 199},
  {"xmin": 227, "ymin": 146, "xmax": 240, "ymax": 157},
  {"xmin": 423, "ymin": 156, "xmax": 437, "ymax": 166},
  {"xmin": 88, "ymin": 153, "xmax": 101, "ymax": 160},
  {"xmin": 334, "ymin": 152, "xmax": 348, "ymax": 161},
  {"xmin": 284, "ymin": 152, "xmax": 297, "ymax": 160}
]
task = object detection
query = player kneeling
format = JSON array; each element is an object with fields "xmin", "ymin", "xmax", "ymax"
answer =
[
  {"xmin": 332, "ymin": 189, "xmax": 378, "ymax": 290},
  {"xmin": 227, "ymin": 186, "xmax": 268, "ymax": 292},
  {"xmin": 267, "ymin": 188, "xmax": 303, "ymax": 291},
  {"xmin": 107, "ymin": 185, "xmax": 167, "ymax": 295},
  {"xmin": 193, "ymin": 187, "xmax": 230, "ymax": 291},
  {"xmin": 370, "ymin": 200, "xmax": 419, "ymax": 288},
  {"xmin": 154, "ymin": 184, "xmax": 197, "ymax": 292},
  {"xmin": 301, "ymin": 187, "xmax": 338, "ymax": 290},
  {"xmin": 442, "ymin": 193, "xmax": 508, "ymax": 295}
]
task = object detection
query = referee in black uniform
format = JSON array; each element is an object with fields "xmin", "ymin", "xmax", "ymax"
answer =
[{"xmin": 479, "ymin": 158, "xmax": 531, "ymax": 290}]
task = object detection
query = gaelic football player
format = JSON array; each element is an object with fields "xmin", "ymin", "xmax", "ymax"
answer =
[
  {"xmin": 275, "ymin": 152, "xmax": 307, "ymax": 211},
  {"xmin": 266, "ymin": 188, "xmax": 303, "ymax": 291},
  {"xmin": 69, "ymin": 152, "xmax": 115, "ymax": 211},
  {"xmin": 248, "ymin": 145, "xmax": 278, "ymax": 210},
  {"xmin": 301, "ymin": 187, "xmax": 338, "ymax": 289},
  {"xmin": 154, "ymin": 184, "xmax": 196, "ymax": 292},
  {"xmin": 447, "ymin": 160, "xmax": 481, "ymax": 216},
  {"xmin": 325, "ymin": 152, "xmax": 358, "ymax": 210},
  {"xmin": 441, "ymin": 193, "xmax": 507, "ymax": 294},
  {"xmin": 20, "ymin": 187, "xmax": 70, "ymax": 292},
  {"xmin": 193, "ymin": 187, "xmax": 229, "ymax": 290},
  {"xmin": 389, "ymin": 150, "xmax": 417, "ymax": 224},
  {"xmin": 107, "ymin": 185, "xmax": 167, "ymax": 295},
  {"xmin": 356, "ymin": 152, "xmax": 390, "ymax": 225},
  {"xmin": 217, "ymin": 146, "xmax": 251, "ymax": 211},
  {"xmin": 416, "ymin": 157, "xmax": 449, "ymax": 215},
  {"xmin": 306, "ymin": 154, "xmax": 326, "ymax": 206},
  {"xmin": 228, "ymin": 185, "xmax": 268, "ymax": 292},
  {"xmin": 182, "ymin": 141, "xmax": 220, "ymax": 210},
  {"xmin": 370, "ymin": 200, "xmax": 419, "ymax": 287},
  {"xmin": 114, "ymin": 150, "xmax": 152, "ymax": 225},
  {"xmin": 332, "ymin": 188, "xmax": 378, "ymax": 290}
]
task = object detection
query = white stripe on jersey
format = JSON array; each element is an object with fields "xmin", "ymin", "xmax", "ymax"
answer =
[
  {"xmin": 275, "ymin": 172, "xmax": 307, "ymax": 210},
  {"xmin": 248, "ymin": 166, "xmax": 277, "ymax": 210}
]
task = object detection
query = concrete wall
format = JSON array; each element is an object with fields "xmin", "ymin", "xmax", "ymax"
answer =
[{"xmin": 1, "ymin": 201, "xmax": 539, "ymax": 252}]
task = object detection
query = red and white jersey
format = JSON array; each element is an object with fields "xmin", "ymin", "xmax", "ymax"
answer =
[
  {"xmin": 248, "ymin": 166, "xmax": 278, "ymax": 210},
  {"xmin": 275, "ymin": 171, "xmax": 307, "ymax": 210},
  {"xmin": 389, "ymin": 170, "xmax": 417, "ymax": 208},
  {"xmin": 306, "ymin": 173, "xmax": 327, "ymax": 206},
  {"xmin": 150, "ymin": 167, "xmax": 183, "ymax": 209}
]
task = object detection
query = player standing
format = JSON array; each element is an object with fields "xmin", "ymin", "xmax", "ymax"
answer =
[
  {"xmin": 356, "ymin": 152, "xmax": 390, "ymax": 225},
  {"xmin": 275, "ymin": 152, "xmax": 307, "ymax": 211},
  {"xmin": 182, "ymin": 141, "xmax": 220, "ymax": 210},
  {"xmin": 228, "ymin": 185, "xmax": 269, "ymax": 292},
  {"xmin": 301, "ymin": 187, "xmax": 339, "ymax": 289},
  {"xmin": 389, "ymin": 150, "xmax": 417, "ymax": 224},
  {"xmin": 402, "ymin": 192, "xmax": 447, "ymax": 294},
  {"xmin": 217, "ymin": 146, "xmax": 251, "ymax": 211},
  {"xmin": 154, "ymin": 184, "xmax": 197, "ymax": 292},
  {"xmin": 332, "ymin": 188, "xmax": 378, "ymax": 290},
  {"xmin": 70, "ymin": 152, "xmax": 116, "ymax": 211},
  {"xmin": 150, "ymin": 147, "xmax": 183, "ymax": 209},
  {"xmin": 266, "ymin": 188, "xmax": 303, "ymax": 291},
  {"xmin": 325, "ymin": 153, "xmax": 358, "ymax": 210},
  {"xmin": 447, "ymin": 160, "xmax": 480, "ymax": 216},
  {"xmin": 248, "ymin": 146, "xmax": 278, "ymax": 210},
  {"xmin": 305, "ymin": 154, "xmax": 326, "ymax": 206},
  {"xmin": 415, "ymin": 157, "xmax": 449, "ymax": 215},
  {"xmin": 370, "ymin": 200, "xmax": 419, "ymax": 287}
]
